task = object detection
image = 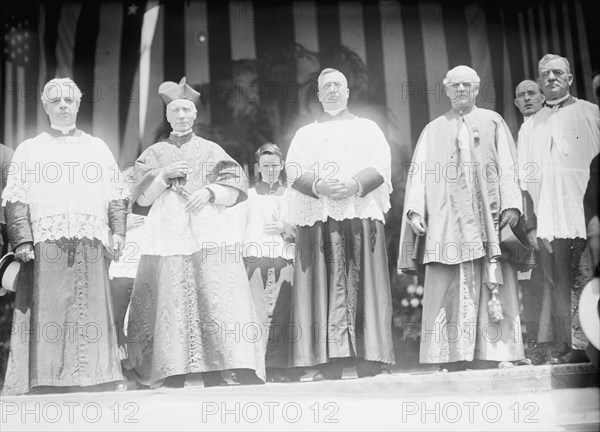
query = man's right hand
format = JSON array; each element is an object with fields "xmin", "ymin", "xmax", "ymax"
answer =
[
  {"xmin": 409, "ymin": 212, "xmax": 427, "ymax": 236},
  {"xmin": 162, "ymin": 161, "xmax": 191, "ymax": 183},
  {"xmin": 527, "ymin": 228, "xmax": 539, "ymax": 251},
  {"xmin": 15, "ymin": 242, "xmax": 35, "ymax": 262}
]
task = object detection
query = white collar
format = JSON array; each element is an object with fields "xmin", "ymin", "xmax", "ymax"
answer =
[
  {"xmin": 545, "ymin": 93, "xmax": 570, "ymax": 106},
  {"xmin": 171, "ymin": 129, "xmax": 193, "ymax": 136},
  {"xmin": 324, "ymin": 108, "xmax": 346, "ymax": 116},
  {"xmin": 50, "ymin": 124, "xmax": 77, "ymax": 134}
]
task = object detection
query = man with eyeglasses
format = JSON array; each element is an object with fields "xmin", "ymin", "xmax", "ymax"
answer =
[
  {"xmin": 518, "ymin": 54, "xmax": 600, "ymax": 364},
  {"xmin": 514, "ymin": 80, "xmax": 545, "ymax": 121},
  {"xmin": 399, "ymin": 65, "xmax": 527, "ymax": 371}
]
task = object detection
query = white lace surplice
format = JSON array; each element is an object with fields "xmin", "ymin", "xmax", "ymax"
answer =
[
  {"xmin": 285, "ymin": 117, "xmax": 392, "ymax": 227},
  {"xmin": 1, "ymin": 132, "xmax": 129, "ymax": 246},
  {"xmin": 518, "ymin": 99, "xmax": 600, "ymax": 241}
]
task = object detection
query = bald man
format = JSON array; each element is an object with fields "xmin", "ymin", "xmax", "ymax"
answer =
[
  {"xmin": 399, "ymin": 65, "xmax": 526, "ymax": 370},
  {"xmin": 514, "ymin": 80, "xmax": 545, "ymax": 120}
]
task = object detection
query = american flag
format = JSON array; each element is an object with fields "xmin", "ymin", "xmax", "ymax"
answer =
[{"xmin": 0, "ymin": 0, "xmax": 597, "ymax": 169}]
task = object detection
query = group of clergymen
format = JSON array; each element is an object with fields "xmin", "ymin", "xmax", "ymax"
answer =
[{"xmin": 0, "ymin": 52, "xmax": 598, "ymax": 395}]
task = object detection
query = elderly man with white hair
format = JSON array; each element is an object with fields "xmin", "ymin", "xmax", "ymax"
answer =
[
  {"xmin": 399, "ymin": 66, "xmax": 526, "ymax": 370},
  {"xmin": 1, "ymin": 78, "xmax": 129, "ymax": 395}
]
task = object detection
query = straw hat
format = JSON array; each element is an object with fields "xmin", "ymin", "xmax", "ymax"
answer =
[{"xmin": 0, "ymin": 252, "xmax": 21, "ymax": 296}]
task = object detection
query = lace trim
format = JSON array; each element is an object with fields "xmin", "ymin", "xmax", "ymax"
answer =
[
  {"xmin": 288, "ymin": 186, "xmax": 391, "ymax": 226},
  {"xmin": 32, "ymin": 214, "xmax": 109, "ymax": 244},
  {"xmin": 110, "ymin": 176, "xmax": 131, "ymax": 201},
  {"xmin": 1, "ymin": 179, "xmax": 29, "ymax": 205}
]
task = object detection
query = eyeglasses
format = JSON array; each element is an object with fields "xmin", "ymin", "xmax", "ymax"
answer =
[
  {"xmin": 539, "ymin": 69, "xmax": 566, "ymax": 79},
  {"xmin": 322, "ymin": 82, "xmax": 345, "ymax": 92},
  {"xmin": 445, "ymin": 82, "xmax": 478, "ymax": 90}
]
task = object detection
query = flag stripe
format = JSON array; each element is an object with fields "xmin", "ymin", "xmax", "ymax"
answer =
[
  {"xmin": 581, "ymin": 0, "xmax": 599, "ymax": 71},
  {"xmin": 293, "ymin": 0, "xmax": 318, "ymax": 53},
  {"xmin": 467, "ymin": 4, "xmax": 495, "ymax": 112},
  {"xmin": 548, "ymin": 2, "xmax": 561, "ymax": 57},
  {"xmin": 537, "ymin": 3, "xmax": 548, "ymax": 56},
  {"xmin": 483, "ymin": 3, "xmax": 505, "ymax": 115},
  {"xmin": 380, "ymin": 0, "xmax": 410, "ymax": 149},
  {"xmin": 317, "ymin": 1, "xmax": 341, "ymax": 53},
  {"xmin": 339, "ymin": 1, "xmax": 366, "ymax": 63},
  {"xmin": 16, "ymin": 66, "xmax": 25, "ymax": 145},
  {"xmin": 55, "ymin": 3, "xmax": 81, "ymax": 78},
  {"xmin": 142, "ymin": 4, "xmax": 165, "ymax": 149},
  {"xmin": 362, "ymin": 1, "xmax": 386, "ymax": 107},
  {"xmin": 230, "ymin": 1, "xmax": 256, "ymax": 60},
  {"xmin": 567, "ymin": 0, "xmax": 585, "ymax": 99},
  {"xmin": 541, "ymin": 3, "xmax": 553, "ymax": 53},
  {"xmin": 3, "ymin": 62, "xmax": 14, "ymax": 146},
  {"xmin": 72, "ymin": 0, "xmax": 100, "ymax": 132},
  {"xmin": 207, "ymin": 0, "xmax": 233, "ymax": 126},
  {"xmin": 92, "ymin": 2, "xmax": 122, "ymax": 158},
  {"xmin": 420, "ymin": 2, "xmax": 448, "ymax": 120},
  {"xmin": 441, "ymin": 3, "xmax": 471, "ymax": 68},
  {"xmin": 518, "ymin": 12, "xmax": 531, "ymax": 80},
  {"xmin": 401, "ymin": 1, "xmax": 428, "ymax": 148},
  {"xmin": 574, "ymin": 0, "xmax": 593, "ymax": 99},
  {"xmin": 503, "ymin": 5, "xmax": 525, "ymax": 84},
  {"xmin": 118, "ymin": 0, "xmax": 146, "ymax": 150},
  {"xmin": 183, "ymin": 0, "xmax": 210, "ymax": 127},
  {"xmin": 36, "ymin": 3, "xmax": 48, "ymax": 131},
  {"xmin": 163, "ymin": 1, "xmax": 185, "ymax": 81},
  {"xmin": 560, "ymin": 1, "xmax": 576, "ymax": 96},
  {"xmin": 526, "ymin": 8, "xmax": 538, "ymax": 76}
]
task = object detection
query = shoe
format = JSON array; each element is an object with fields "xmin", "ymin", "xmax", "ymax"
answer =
[
  {"xmin": 266, "ymin": 369, "xmax": 290, "ymax": 383},
  {"xmin": 498, "ymin": 361, "xmax": 515, "ymax": 369},
  {"xmin": 202, "ymin": 371, "xmax": 228, "ymax": 388},
  {"xmin": 313, "ymin": 362, "xmax": 344, "ymax": 381},
  {"xmin": 159, "ymin": 374, "xmax": 186, "ymax": 388},
  {"xmin": 555, "ymin": 349, "xmax": 589, "ymax": 364},
  {"xmin": 114, "ymin": 381, "xmax": 128, "ymax": 391},
  {"xmin": 231, "ymin": 369, "xmax": 264, "ymax": 385},
  {"xmin": 514, "ymin": 359, "xmax": 533, "ymax": 366},
  {"xmin": 356, "ymin": 360, "xmax": 384, "ymax": 378}
]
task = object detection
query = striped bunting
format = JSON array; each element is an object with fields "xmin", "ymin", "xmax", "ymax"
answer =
[{"xmin": 0, "ymin": 0, "xmax": 597, "ymax": 170}]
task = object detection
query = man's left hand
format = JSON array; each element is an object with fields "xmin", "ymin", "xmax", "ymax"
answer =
[
  {"xmin": 185, "ymin": 188, "xmax": 213, "ymax": 213},
  {"xmin": 500, "ymin": 208, "xmax": 520, "ymax": 229},
  {"xmin": 112, "ymin": 234, "xmax": 125, "ymax": 262},
  {"xmin": 329, "ymin": 178, "xmax": 359, "ymax": 200}
]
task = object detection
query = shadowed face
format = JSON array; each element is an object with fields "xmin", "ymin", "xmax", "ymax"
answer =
[
  {"xmin": 317, "ymin": 71, "xmax": 350, "ymax": 111},
  {"xmin": 166, "ymin": 99, "xmax": 197, "ymax": 132},
  {"xmin": 514, "ymin": 80, "xmax": 545, "ymax": 117},
  {"xmin": 444, "ymin": 67, "xmax": 480, "ymax": 111},
  {"xmin": 42, "ymin": 83, "xmax": 80, "ymax": 127}
]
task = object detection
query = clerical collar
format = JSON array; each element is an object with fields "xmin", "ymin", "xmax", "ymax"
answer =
[
  {"xmin": 172, "ymin": 129, "xmax": 193, "ymax": 136},
  {"xmin": 168, "ymin": 130, "xmax": 194, "ymax": 146},
  {"xmin": 451, "ymin": 105, "xmax": 476, "ymax": 116},
  {"xmin": 48, "ymin": 125, "xmax": 77, "ymax": 137},
  {"xmin": 255, "ymin": 179, "xmax": 285, "ymax": 195},
  {"xmin": 545, "ymin": 93, "xmax": 573, "ymax": 109},
  {"xmin": 317, "ymin": 109, "xmax": 356, "ymax": 123}
]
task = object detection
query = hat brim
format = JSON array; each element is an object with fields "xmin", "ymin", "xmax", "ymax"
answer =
[
  {"xmin": 579, "ymin": 277, "xmax": 600, "ymax": 350},
  {"xmin": 0, "ymin": 252, "xmax": 20, "ymax": 293}
]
